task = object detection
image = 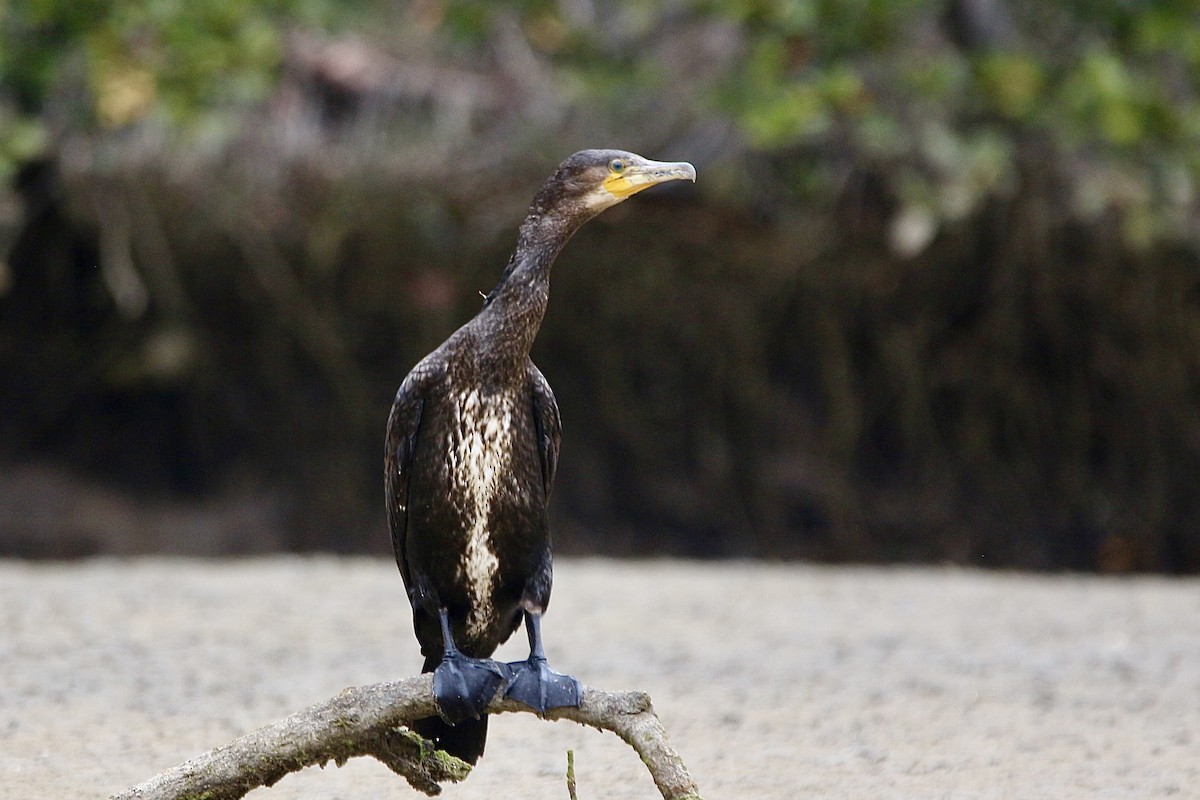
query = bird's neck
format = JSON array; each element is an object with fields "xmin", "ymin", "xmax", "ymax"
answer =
[{"xmin": 475, "ymin": 210, "xmax": 584, "ymax": 363}]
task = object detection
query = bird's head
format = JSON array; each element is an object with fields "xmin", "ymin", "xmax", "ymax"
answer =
[
  {"xmin": 487, "ymin": 149, "xmax": 697, "ymax": 306},
  {"xmin": 533, "ymin": 149, "xmax": 697, "ymax": 221}
]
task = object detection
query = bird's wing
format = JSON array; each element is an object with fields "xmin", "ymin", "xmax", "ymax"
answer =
[
  {"xmin": 385, "ymin": 355, "xmax": 443, "ymax": 592},
  {"xmin": 527, "ymin": 360, "xmax": 562, "ymax": 500}
]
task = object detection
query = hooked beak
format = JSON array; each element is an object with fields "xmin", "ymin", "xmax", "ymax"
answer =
[{"xmin": 602, "ymin": 158, "xmax": 697, "ymax": 199}]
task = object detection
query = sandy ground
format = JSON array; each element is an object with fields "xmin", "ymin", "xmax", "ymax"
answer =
[{"xmin": 2, "ymin": 557, "xmax": 1197, "ymax": 800}]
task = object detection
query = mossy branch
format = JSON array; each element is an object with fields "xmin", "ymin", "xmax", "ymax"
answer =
[{"xmin": 108, "ymin": 675, "xmax": 702, "ymax": 800}]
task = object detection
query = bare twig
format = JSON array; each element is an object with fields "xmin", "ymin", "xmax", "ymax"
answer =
[{"xmin": 110, "ymin": 675, "xmax": 703, "ymax": 800}]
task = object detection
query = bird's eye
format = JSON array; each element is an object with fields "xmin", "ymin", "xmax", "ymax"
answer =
[{"xmin": 609, "ymin": 158, "xmax": 625, "ymax": 174}]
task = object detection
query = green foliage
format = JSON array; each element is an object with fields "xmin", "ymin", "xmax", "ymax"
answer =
[
  {"xmin": 345, "ymin": 0, "xmax": 1200, "ymax": 249},
  {"xmin": 0, "ymin": 0, "xmax": 371, "ymax": 132},
  {"xmin": 5, "ymin": 0, "xmax": 1200, "ymax": 569},
  {"xmin": 0, "ymin": 109, "xmax": 46, "ymax": 182},
  {"xmin": 5, "ymin": 0, "xmax": 1198, "ymax": 224}
]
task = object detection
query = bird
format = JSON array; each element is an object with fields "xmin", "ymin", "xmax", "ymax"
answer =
[{"xmin": 385, "ymin": 149, "xmax": 696, "ymax": 764}]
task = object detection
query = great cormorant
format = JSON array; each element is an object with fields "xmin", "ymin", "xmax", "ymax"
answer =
[{"xmin": 385, "ymin": 149, "xmax": 696, "ymax": 764}]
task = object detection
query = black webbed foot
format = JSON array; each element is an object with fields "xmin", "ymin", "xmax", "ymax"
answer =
[
  {"xmin": 433, "ymin": 652, "xmax": 512, "ymax": 724},
  {"xmin": 430, "ymin": 606, "xmax": 512, "ymax": 724},
  {"xmin": 503, "ymin": 609, "xmax": 582, "ymax": 713},
  {"xmin": 505, "ymin": 655, "xmax": 582, "ymax": 712}
]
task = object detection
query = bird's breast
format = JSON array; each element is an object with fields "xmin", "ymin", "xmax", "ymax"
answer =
[
  {"xmin": 444, "ymin": 387, "xmax": 521, "ymax": 636},
  {"xmin": 447, "ymin": 387, "xmax": 518, "ymax": 506}
]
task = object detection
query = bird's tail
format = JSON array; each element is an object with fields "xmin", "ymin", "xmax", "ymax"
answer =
[{"xmin": 411, "ymin": 713, "xmax": 488, "ymax": 766}]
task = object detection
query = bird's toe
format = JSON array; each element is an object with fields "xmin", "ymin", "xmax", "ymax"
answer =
[
  {"xmin": 505, "ymin": 657, "xmax": 582, "ymax": 713},
  {"xmin": 433, "ymin": 654, "xmax": 512, "ymax": 724}
]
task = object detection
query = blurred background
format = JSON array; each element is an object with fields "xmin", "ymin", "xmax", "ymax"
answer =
[{"xmin": 1, "ymin": 0, "xmax": 1198, "ymax": 572}]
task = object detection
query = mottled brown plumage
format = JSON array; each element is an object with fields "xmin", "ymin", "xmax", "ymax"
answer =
[{"xmin": 385, "ymin": 149, "xmax": 695, "ymax": 763}]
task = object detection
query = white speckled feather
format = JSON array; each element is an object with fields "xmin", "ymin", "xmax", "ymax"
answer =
[{"xmin": 448, "ymin": 388, "xmax": 514, "ymax": 636}]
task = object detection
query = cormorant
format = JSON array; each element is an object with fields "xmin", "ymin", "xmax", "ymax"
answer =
[{"xmin": 385, "ymin": 149, "xmax": 696, "ymax": 764}]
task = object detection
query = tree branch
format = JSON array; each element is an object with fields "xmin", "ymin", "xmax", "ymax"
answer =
[{"xmin": 109, "ymin": 675, "xmax": 703, "ymax": 800}]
